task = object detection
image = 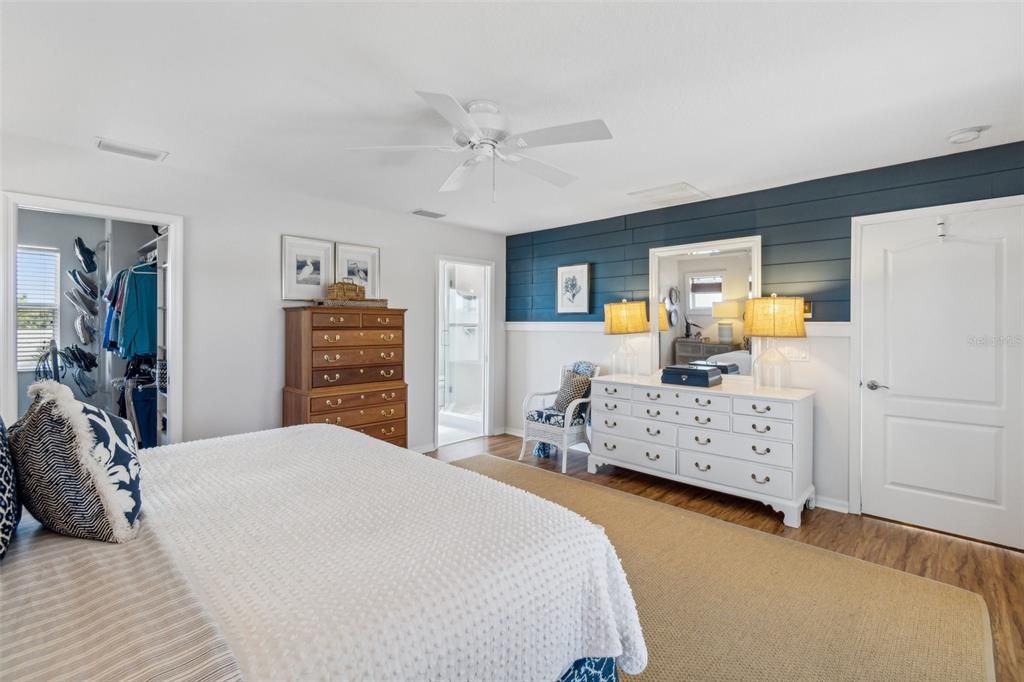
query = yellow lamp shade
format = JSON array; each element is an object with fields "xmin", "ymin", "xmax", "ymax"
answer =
[
  {"xmin": 711, "ymin": 299, "xmax": 742, "ymax": 319},
  {"xmin": 744, "ymin": 295, "xmax": 806, "ymax": 338},
  {"xmin": 657, "ymin": 303, "xmax": 669, "ymax": 332},
  {"xmin": 604, "ymin": 300, "xmax": 649, "ymax": 335}
]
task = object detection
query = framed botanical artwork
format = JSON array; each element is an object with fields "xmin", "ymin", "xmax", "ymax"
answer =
[
  {"xmin": 282, "ymin": 235, "xmax": 335, "ymax": 301},
  {"xmin": 334, "ymin": 242, "xmax": 381, "ymax": 298},
  {"xmin": 556, "ymin": 263, "xmax": 590, "ymax": 314}
]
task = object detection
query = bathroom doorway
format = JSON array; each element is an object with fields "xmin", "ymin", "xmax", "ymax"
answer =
[{"xmin": 435, "ymin": 258, "xmax": 492, "ymax": 447}]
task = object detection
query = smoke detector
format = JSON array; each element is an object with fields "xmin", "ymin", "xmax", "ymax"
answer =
[{"xmin": 96, "ymin": 137, "xmax": 169, "ymax": 162}]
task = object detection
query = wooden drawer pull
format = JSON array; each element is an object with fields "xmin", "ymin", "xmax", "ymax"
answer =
[
  {"xmin": 751, "ymin": 445, "xmax": 772, "ymax": 456},
  {"xmin": 644, "ymin": 451, "xmax": 661, "ymax": 462},
  {"xmin": 377, "ymin": 317, "xmax": 390, "ymax": 324},
  {"xmin": 380, "ymin": 351, "xmax": 396, "ymax": 360},
  {"xmin": 694, "ymin": 462, "xmax": 711, "ymax": 472},
  {"xmin": 646, "ymin": 426, "xmax": 661, "ymax": 436},
  {"xmin": 381, "ymin": 426, "xmax": 396, "ymax": 436},
  {"xmin": 323, "ymin": 354, "xmax": 341, "ymax": 362},
  {"xmin": 381, "ymin": 333, "xmax": 396, "ymax": 341},
  {"xmin": 694, "ymin": 415, "xmax": 712, "ymax": 425},
  {"xmin": 323, "ymin": 334, "xmax": 341, "ymax": 342},
  {"xmin": 646, "ymin": 392, "xmax": 661, "ymax": 400},
  {"xmin": 322, "ymin": 373, "xmax": 341, "ymax": 383},
  {"xmin": 751, "ymin": 473, "xmax": 771, "ymax": 484},
  {"xmin": 751, "ymin": 403, "xmax": 772, "ymax": 414},
  {"xmin": 603, "ymin": 419, "xmax": 617, "ymax": 428},
  {"xmin": 323, "ymin": 416, "xmax": 341, "ymax": 425},
  {"xmin": 751, "ymin": 423, "xmax": 772, "ymax": 434},
  {"xmin": 381, "ymin": 392, "xmax": 396, "ymax": 400},
  {"xmin": 694, "ymin": 436, "xmax": 712, "ymax": 446},
  {"xmin": 324, "ymin": 399, "xmax": 339, "ymax": 408},
  {"xmin": 694, "ymin": 397, "xmax": 712, "ymax": 407},
  {"xmin": 329, "ymin": 316, "xmax": 345, "ymax": 323},
  {"xmin": 380, "ymin": 369, "xmax": 395, "ymax": 377},
  {"xmin": 380, "ymin": 408, "xmax": 396, "ymax": 417}
]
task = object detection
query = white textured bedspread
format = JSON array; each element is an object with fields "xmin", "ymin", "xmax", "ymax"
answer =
[{"xmin": 140, "ymin": 424, "xmax": 647, "ymax": 681}]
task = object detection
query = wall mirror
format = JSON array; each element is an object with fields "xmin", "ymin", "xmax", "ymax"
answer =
[{"xmin": 647, "ymin": 236, "xmax": 762, "ymax": 375}]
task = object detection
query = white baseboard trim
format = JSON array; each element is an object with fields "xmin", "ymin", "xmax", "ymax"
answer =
[
  {"xmin": 504, "ymin": 427, "xmax": 524, "ymax": 438},
  {"xmin": 814, "ymin": 495, "xmax": 849, "ymax": 514},
  {"xmin": 410, "ymin": 442, "xmax": 436, "ymax": 454}
]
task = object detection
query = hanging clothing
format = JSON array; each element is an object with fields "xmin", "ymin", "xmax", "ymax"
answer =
[{"xmin": 101, "ymin": 262, "xmax": 157, "ymax": 359}]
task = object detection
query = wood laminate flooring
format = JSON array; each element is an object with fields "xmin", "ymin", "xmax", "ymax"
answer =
[{"xmin": 428, "ymin": 435, "xmax": 1024, "ymax": 681}]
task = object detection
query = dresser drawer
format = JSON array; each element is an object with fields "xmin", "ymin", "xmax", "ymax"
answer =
[
  {"xmin": 732, "ymin": 415, "xmax": 793, "ymax": 441},
  {"xmin": 311, "ymin": 312, "xmax": 361, "ymax": 329},
  {"xmin": 385, "ymin": 436, "xmax": 408, "ymax": 448},
  {"xmin": 312, "ymin": 365, "xmax": 403, "ymax": 387},
  {"xmin": 312, "ymin": 330, "xmax": 403, "ymax": 348},
  {"xmin": 595, "ymin": 397, "xmax": 629, "ymax": 414},
  {"xmin": 630, "ymin": 403, "xmax": 731, "ymax": 431},
  {"xmin": 592, "ymin": 412, "xmax": 676, "ymax": 447},
  {"xmin": 678, "ymin": 427, "xmax": 794, "ymax": 468},
  {"xmin": 310, "ymin": 387, "xmax": 405, "ymax": 413},
  {"xmin": 732, "ymin": 398, "xmax": 794, "ymax": 421},
  {"xmin": 314, "ymin": 403, "xmax": 406, "ymax": 427},
  {"xmin": 631, "ymin": 387, "xmax": 731, "ymax": 412},
  {"xmin": 592, "ymin": 434, "xmax": 676, "ymax": 475},
  {"xmin": 680, "ymin": 451, "xmax": 793, "ymax": 499},
  {"xmin": 595, "ymin": 383, "xmax": 628, "ymax": 398},
  {"xmin": 312, "ymin": 347, "xmax": 403, "ymax": 368},
  {"xmin": 361, "ymin": 312, "xmax": 403, "ymax": 328},
  {"xmin": 353, "ymin": 419, "xmax": 406, "ymax": 440}
]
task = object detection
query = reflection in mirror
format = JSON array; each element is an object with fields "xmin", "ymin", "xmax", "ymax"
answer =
[{"xmin": 653, "ymin": 239, "xmax": 758, "ymax": 375}]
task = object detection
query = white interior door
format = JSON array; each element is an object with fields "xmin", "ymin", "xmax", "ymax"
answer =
[{"xmin": 859, "ymin": 199, "xmax": 1024, "ymax": 548}]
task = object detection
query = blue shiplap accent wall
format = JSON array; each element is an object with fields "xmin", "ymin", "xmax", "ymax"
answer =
[{"xmin": 507, "ymin": 142, "xmax": 1024, "ymax": 322}]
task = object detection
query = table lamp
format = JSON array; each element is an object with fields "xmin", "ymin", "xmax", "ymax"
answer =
[
  {"xmin": 604, "ymin": 300, "xmax": 649, "ymax": 375},
  {"xmin": 744, "ymin": 294, "xmax": 806, "ymax": 389},
  {"xmin": 711, "ymin": 299, "xmax": 742, "ymax": 343},
  {"xmin": 657, "ymin": 303, "xmax": 670, "ymax": 332}
]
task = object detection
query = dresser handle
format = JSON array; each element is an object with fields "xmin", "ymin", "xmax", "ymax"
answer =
[
  {"xmin": 646, "ymin": 409, "xmax": 661, "ymax": 417},
  {"xmin": 644, "ymin": 452, "xmax": 661, "ymax": 462},
  {"xmin": 751, "ymin": 423, "xmax": 771, "ymax": 434},
  {"xmin": 603, "ymin": 442, "xmax": 617, "ymax": 451},
  {"xmin": 382, "ymin": 426, "xmax": 396, "ymax": 436},
  {"xmin": 604, "ymin": 402, "xmax": 618, "ymax": 410},
  {"xmin": 324, "ymin": 416, "xmax": 342, "ymax": 425},
  {"xmin": 694, "ymin": 462, "xmax": 711, "ymax": 472},
  {"xmin": 646, "ymin": 392, "xmax": 661, "ymax": 400},
  {"xmin": 604, "ymin": 419, "xmax": 617, "ymax": 428},
  {"xmin": 323, "ymin": 334, "xmax": 341, "ymax": 342},
  {"xmin": 694, "ymin": 398, "xmax": 711, "ymax": 407},
  {"xmin": 751, "ymin": 403, "xmax": 772, "ymax": 414},
  {"xmin": 322, "ymin": 373, "xmax": 341, "ymax": 383},
  {"xmin": 324, "ymin": 399, "xmax": 338, "ymax": 408},
  {"xmin": 329, "ymin": 316, "xmax": 345, "ymax": 323},
  {"xmin": 646, "ymin": 427, "xmax": 661, "ymax": 436},
  {"xmin": 381, "ymin": 408, "xmax": 396, "ymax": 417},
  {"xmin": 751, "ymin": 473, "xmax": 771, "ymax": 484},
  {"xmin": 377, "ymin": 317, "xmax": 390, "ymax": 324},
  {"xmin": 694, "ymin": 436, "xmax": 711, "ymax": 446},
  {"xmin": 380, "ymin": 369, "xmax": 395, "ymax": 377},
  {"xmin": 694, "ymin": 415, "xmax": 712, "ymax": 425},
  {"xmin": 605, "ymin": 386, "xmax": 618, "ymax": 394},
  {"xmin": 381, "ymin": 333, "xmax": 396, "ymax": 341},
  {"xmin": 381, "ymin": 392, "xmax": 396, "ymax": 400},
  {"xmin": 380, "ymin": 351, "xmax": 395, "ymax": 360},
  {"xmin": 323, "ymin": 354, "xmax": 342, "ymax": 363},
  {"xmin": 751, "ymin": 445, "xmax": 772, "ymax": 455}
]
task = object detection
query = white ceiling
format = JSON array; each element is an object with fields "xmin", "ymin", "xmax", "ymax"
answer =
[{"xmin": 2, "ymin": 2, "xmax": 1021, "ymax": 234}]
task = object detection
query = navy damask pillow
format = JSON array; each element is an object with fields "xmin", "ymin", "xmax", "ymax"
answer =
[
  {"xmin": 8, "ymin": 381, "xmax": 141, "ymax": 543},
  {"xmin": 0, "ymin": 416, "xmax": 21, "ymax": 559}
]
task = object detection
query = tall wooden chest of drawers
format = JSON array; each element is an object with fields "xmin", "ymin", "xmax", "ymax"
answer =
[{"xmin": 283, "ymin": 306, "xmax": 408, "ymax": 448}]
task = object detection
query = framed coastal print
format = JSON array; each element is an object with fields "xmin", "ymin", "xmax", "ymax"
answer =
[
  {"xmin": 281, "ymin": 235, "xmax": 334, "ymax": 300},
  {"xmin": 556, "ymin": 263, "xmax": 590, "ymax": 314},
  {"xmin": 335, "ymin": 242, "xmax": 381, "ymax": 298}
]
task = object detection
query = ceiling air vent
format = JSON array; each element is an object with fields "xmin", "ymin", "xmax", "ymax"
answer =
[
  {"xmin": 412, "ymin": 209, "xmax": 446, "ymax": 219},
  {"xmin": 627, "ymin": 181, "xmax": 709, "ymax": 207},
  {"xmin": 95, "ymin": 137, "xmax": 169, "ymax": 162}
]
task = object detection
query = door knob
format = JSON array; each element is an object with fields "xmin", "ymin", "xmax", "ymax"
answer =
[{"xmin": 866, "ymin": 380, "xmax": 889, "ymax": 391}]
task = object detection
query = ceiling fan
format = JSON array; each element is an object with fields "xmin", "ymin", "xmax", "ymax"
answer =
[{"xmin": 350, "ymin": 91, "xmax": 612, "ymax": 199}]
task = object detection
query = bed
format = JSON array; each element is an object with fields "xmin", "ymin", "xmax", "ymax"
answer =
[{"xmin": 1, "ymin": 424, "xmax": 647, "ymax": 681}]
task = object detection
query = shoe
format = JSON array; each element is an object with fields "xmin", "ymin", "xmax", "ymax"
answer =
[
  {"xmin": 72, "ymin": 367, "xmax": 97, "ymax": 397},
  {"xmin": 66, "ymin": 269, "xmax": 98, "ymax": 299},
  {"xmin": 74, "ymin": 237, "xmax": 97, "ymax": 273},
  {"xmin": 64, "ymin": 289, "xmax": 97, "ymax": 317},
  {"xmin": 74, "ymin": 314, "xmax": 95, "ymax": 345},
  {"xmin": 64, "ymin": 345, "xmax": 98, "ymax": 371}
]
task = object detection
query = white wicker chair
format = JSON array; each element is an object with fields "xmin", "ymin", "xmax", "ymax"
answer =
[{"xmin": 518, "ymin": 362, "xmax": 601, "ymax": 473}]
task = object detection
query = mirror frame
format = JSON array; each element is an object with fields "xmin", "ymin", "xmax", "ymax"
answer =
[{"xmin": 647, "ymin": 235, "xmax": 762, "ymax": 373}]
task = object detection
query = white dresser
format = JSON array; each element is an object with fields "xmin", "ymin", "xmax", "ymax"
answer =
[{"xmin": 589, "ymin": 373, "xmax": 815, "ymax": 528}]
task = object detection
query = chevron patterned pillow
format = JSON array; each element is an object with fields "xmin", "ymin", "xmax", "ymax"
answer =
[
  {"xmin": 8, "ymin": 381, "xmax": 142, "ymax": 543},
  {"xmin": 0, "ymin": 416, "xmax": 20, "ymax": 560}
]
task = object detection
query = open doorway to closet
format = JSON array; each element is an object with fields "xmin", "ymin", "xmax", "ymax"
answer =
[
  {"xmin": 1, "ymin": 193, "xmax": 184, "ymax": 444},
  {"xmin": 435, "ymin": 258, "xmax": 492, "ymax": 447}
]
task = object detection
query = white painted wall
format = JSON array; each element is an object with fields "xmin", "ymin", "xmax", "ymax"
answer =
[
  {"xmin": 1, "ymin": 134, "xmax": 506, "ymax": 449},
  {"xmin": 505, "ymin": 322, "xmax": 852, "ymax": 511}
]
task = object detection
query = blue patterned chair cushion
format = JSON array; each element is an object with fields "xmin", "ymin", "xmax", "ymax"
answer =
[
  {"xmin": 526, "ymin": 407, "xmax": 586, "ymax": 428},
  {"xmin": 0, "ymin": 416, "xmax": 20, "ymax": 560},
  {"xmin": 8, "ymin": 381, "xmax": 142, "ymax": 543}
]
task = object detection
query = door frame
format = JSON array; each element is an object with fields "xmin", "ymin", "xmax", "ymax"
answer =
[
  {"xmin": 0, "ymin": 192, "xmax": 185, "ymax": 443},
  {"xmin": 433, "ymin": 255, "xmax": 494, "ymax": 450},
  {"xmin": 848, "ymin": 194, "xmax": 1024, "ymax": 515}
]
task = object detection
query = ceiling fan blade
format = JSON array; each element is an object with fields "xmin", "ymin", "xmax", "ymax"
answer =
[
  {"xmin": 498, "ymin": 153, "xmax": 577, "ymax": 188},
  {"xmin": 416, "ymin": 91, "xmax": 482, "ymax": 140},
  {"xmin": 502, "ymin": 119, "xmax": 612, "ymax": 151},
  {"xmin": 346, "ymin": 145, "xmax": 464, "ymax": 153},
  {"xmin": 439, "ymin": 154, "xmax": 487, "ymax": 192}
]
